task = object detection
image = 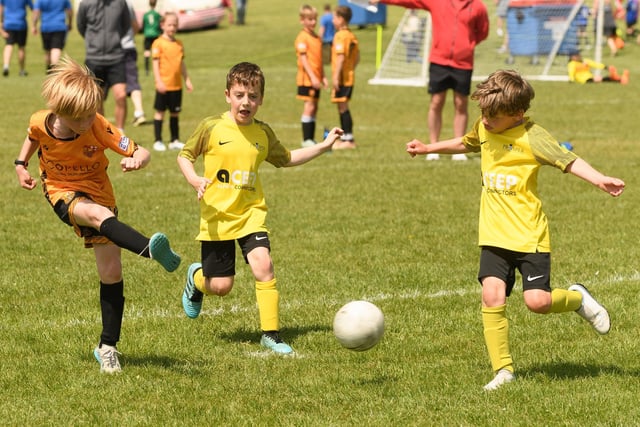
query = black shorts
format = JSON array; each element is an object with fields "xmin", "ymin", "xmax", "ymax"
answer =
[
  {"xmin": 428, "ymin": 63, "xmax": 473, "ymax": 95},
  {"xmin": 85, "ymin": 60, "xmax": 126, "ymax": 90},
  {"xmin": 297, "ymin": 86, "xmax": 321, "ymax": 101},
  {"xmin": 200, "ymin": 232, "xmax": 271, "ymax": 277},
  {"xmin": 478, "ymin": 246, "xmax": 551, "ymax": 296},
  {"xmin": 5, "ymin": 29, "xmax": 27, "ymax": 46},
  {"xmin": 124, "ymin": 49, "xmax": 141, "ymax": 94},
  {"xmin": 144, "ymin": 36, "xmax": 158, "ymax": 51},
  {"xmin": 154, "ymin": 89, "xmax": 182, "ymax": 113},
  {"xmin": 41, "ymin": 31, "xmax": 67, "ymax": 50},
  {"xmin": 331, "ymin": 85, "xmax": 354, "ymax": 103}
]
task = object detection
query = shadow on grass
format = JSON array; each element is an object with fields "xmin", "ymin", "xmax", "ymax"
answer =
[
  {"xmin": 521, "ymin": 361, "xmax": 637, "ymax": 379},
  {"xmin": 218, "ymin": 324, "xmax": 332, "ymax": 344}
]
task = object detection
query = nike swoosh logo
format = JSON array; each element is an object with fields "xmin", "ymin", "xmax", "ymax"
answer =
[
  {"xmin": 219, "ymin": 140, "xmax": 232, "ymax": 145},
  {"xmin": 527, "ymin": 274, "xmax": 544, "ymax": 281},
  {"xmin": 255, "ymin": 235, "xmax": 268, "ymax": 240}
]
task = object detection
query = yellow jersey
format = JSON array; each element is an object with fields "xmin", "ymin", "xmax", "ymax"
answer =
[
  {"xmin": 179, "ymin": 112, "xmax": 292, "ymax": 241},
  {"xmin": 462, "ymin": 117, "xmax": 578, "ymax": 253}
]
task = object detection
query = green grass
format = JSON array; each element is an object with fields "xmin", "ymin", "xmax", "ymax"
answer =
[{"xmin": 2, "ymin": 1, "xmax": 640, "ymax": 425}]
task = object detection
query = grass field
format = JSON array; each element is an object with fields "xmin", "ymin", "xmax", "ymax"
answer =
[{"xmin": 2, "ymin": 1, "xmax": 640, "ymax": 425}]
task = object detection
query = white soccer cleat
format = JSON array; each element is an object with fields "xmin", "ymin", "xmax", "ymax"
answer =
[
  {"xmin": 569, "ymin": 283, "xmax": 611, "ymax": 335},
  {"xmin": 153, "ymin": 141, "xmax": 167, "ymax": 151},
  {"xmin": 483, "ymin": 368, "xmax": 515, "ymax": 391},
  {"xmin": 451, "ymin": 153, "xmax": 468, "ymax": 161},
  {"xmin": 425, "ymin": 153, "xmax": 440, "ymax": 161}
]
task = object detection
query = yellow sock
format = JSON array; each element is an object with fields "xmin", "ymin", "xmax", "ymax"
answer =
[
  {"xmin": 548, "ymin": 288, "xmax": 582, "ymax": 313},
  {"xmin": 255, "ymin": 278, "xmax": 279, "ymax": 331},
  {"xmin": 193, "ymin": 268, "xmax": 208, "ymax": 294},
  {"xmin": 482, "ymin": 304, "xmax": 513, "ymax": 373}
]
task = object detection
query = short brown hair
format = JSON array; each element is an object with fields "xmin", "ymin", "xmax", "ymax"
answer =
[
  {"xmin": 334, "ymin": 5, "xmax": 352, "ymax": 23},
  {"xmin": 471, "ymin": 69, "xmax": 535, "ymax": 118},
  {"xmin": 226, "ymin": 62, "xmax": 265, "ymax": 97}
]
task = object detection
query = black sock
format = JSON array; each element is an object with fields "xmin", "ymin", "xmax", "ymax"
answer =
[
  {"xmin": 99, "ymin": 217, "xmax": 150, "ymax": 257},
  {"xmin": 302, "ymin": 121, "xmax": 315, "ymax": 141},
  {"xmin": 99, "ymin": 280, "xmax": 125, "ymax": 347},
  {"xmin": 154, "ymin": 119, "xmax": 163, "ymax": 142},
  {"xmin": 170, "ymin": 116, "xmax": 179, "ymax": 141},
  {"xmin": 339, "ymin": 110, "xmax": 353, "ymax": 135}
]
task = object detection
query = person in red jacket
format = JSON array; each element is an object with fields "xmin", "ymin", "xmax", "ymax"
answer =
[{"xmin": 370, "ymin": 0, "xmax": 489, "ymax": 161}]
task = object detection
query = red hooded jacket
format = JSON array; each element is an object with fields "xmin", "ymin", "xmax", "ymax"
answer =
[{"xmin": 381, "ymin": 0, "xmax": 489, "ymax": 70}]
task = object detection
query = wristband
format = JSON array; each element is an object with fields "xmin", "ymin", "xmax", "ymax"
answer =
[{"xmin": 14, "ymin": 159, "xmax": 28, "ymax": 167}]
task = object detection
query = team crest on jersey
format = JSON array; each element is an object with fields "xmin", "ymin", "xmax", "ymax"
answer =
[
  {"xmin": 119, "ymin": 136, "xmax": 131, "ymax": 151},
  {"xmin": 83, "ymin": 145, "xmax": 98, "ymax": 158}
]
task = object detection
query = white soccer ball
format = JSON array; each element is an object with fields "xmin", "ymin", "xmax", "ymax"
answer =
[{"xmin": 333, "ymin": 300, "xmax": 385, "ymax": 351}]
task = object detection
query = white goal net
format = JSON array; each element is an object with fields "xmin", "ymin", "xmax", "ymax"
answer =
[{"xmin": 370, "ymin": 0, "xmax": 603, "ymax": 86}]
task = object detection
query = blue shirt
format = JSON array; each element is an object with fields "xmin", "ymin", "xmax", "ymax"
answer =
[
  {"xmin": 34, "ymin": 0, "xmax": 71, "ymax": 33},
  {"xmin": 0, "ymin": 0, "xmax": 33, "ymax": 31},
  {"xmin": 320, "ymin": 11, "xmax": 334, "ymax": 44}
]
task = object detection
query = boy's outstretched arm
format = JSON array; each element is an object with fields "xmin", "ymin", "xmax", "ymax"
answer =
[
  {"xmin": 286, "ymin": 127, "xmax": 343, "ymax": 167},
  {"xmin": 406, "ymin": 137, "xmax": 467, "ymax": 157},
  {"xmin": 566, "ymin": 158, "xmax": 625, "ymax": 197}
]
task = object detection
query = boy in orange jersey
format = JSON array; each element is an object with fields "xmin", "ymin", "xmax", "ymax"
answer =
[
  {"xmin": 295, "ymin": 4, "xmax": 327, "ymax": 148},
  {"xmin": 14, "ymin": 56, "xmax": 181, "ymax": 374},
  {"xmin": 151, "ymin": 12, "xmax": 193, "ymax": 152},
  {"xmin": 331, "ymin": 5, "xmax": 359, "ymax": 149}
]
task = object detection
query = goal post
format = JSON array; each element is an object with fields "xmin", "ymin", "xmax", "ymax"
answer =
[{"xmin": 369, "ymin": 0, "xmax": 604, "ymax": 86}]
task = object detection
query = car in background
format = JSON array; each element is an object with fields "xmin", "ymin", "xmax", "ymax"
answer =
[{"xmin": 130, "ymin": 0, "xmax": 225, "ymax": 31}]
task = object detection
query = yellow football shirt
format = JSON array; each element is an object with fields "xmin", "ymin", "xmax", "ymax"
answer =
[
  {"xmin": 462, "ymin": 117, "xmax": 578, "ymax": 253},
  {"xmin": 179, "ymin": 112, "xmax": 291, "ymax": 241}
]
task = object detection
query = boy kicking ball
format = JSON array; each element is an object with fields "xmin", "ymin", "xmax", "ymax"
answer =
[
  {"xmin": 406, "ymin": 69, "xmax": 625, "ymax": 390},
  {"xmin": 14, "ymin": 56, "xmax": 181, "ymax": 373}
]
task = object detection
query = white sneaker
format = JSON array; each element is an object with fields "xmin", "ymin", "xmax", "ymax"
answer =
[
  {"xmin": 568, "ymin": 283, "xmax": 611, "ymax": 334},
  {"xmin": 483, "ymin": 368, "xmax": 515, "ymax": 391},
  {"xmin": 301, "ymin": 139, "xmax": 317, "ymax": 148},
  {"xmin": 93, "ymin": 344, "xmax": 122, "ymax": 373},
  {"xmin": 426, "ymin": 153, "xmax": 440, "ymax": 161},
  {"xmin": 153, "ymin": 141, "xmax": 166, "ymax": 151},
  {"xmin": 452, "ymin": 153, "xmax": 468, "ymax": 161},
  {"xmin": 168, "ymin": 140, "xmax": 185, "ymax": 150}
]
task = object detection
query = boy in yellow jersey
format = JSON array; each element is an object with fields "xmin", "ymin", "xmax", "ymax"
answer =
[
  {"xmin": 567, "ymin": 53, "xmax": 629, "ymax": 84},
  {"xmin": 177, "ymin": 62, "xmax": 343, "ymax": 355},
  {"xmin": 14, "ymin": 56, "xmax": 181, "ymax": 374},
  {"xmin": 295, "ymin": 4, "xmax": 327, "ymax": 148},
  {"xmin": 406, "ymin": 69, "xmax": 625, "ymax": 391},
  {"xmin": 331, "ymin": 5, "xmax": 359, "ymax": 149},
  {"xmin": 151, "ymin": 12, "xmax": 193, "ymax": 152}
]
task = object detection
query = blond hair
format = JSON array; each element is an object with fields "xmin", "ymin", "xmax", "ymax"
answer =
[
  {"xmin": 471, "ymin": 69, "xmax": 535, "ymax": 118},
  {"xmin": 299, "ymin": 4, "xmax": 317, "ymax": 19},
  {"xmin": 41, "ymin": 56, "xmax": 102, "ymax": 118}
]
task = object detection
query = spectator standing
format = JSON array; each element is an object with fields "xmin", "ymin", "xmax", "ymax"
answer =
[
  {"xmin": 318, "ymin": 3, "xmax": 335, "ymax": 66},
  {"xmin": 371, "ymin": 0, "xmax": 489, "ymax": 161},
  {"xmin": 0, "ymin": 0, "xmax": 33, "ymax": 77},
  {"xmin": 77, "ymin": 0, "xmax": 131, "ymax": 132},
  {"xmin": 122, "ymin": 0, "xmax": 146, "ymax": 126},
  {"xmin": 32, "ymin": 0, "xmax": 72, "ymax": 72},
  {"xmin": 141, "ymin": 0, "xmax": 161, "ymax": 76},
  {"xmin": 236, "ymin": 0, "xmax": 247, "ymax": 25}
]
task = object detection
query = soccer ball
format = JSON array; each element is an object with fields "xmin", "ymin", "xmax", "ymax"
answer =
[{"xmin": 333, "ymin": 300, "xmax": 384, "ymax": 351}]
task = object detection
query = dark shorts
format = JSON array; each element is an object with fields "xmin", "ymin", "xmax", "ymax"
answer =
[
  {"xmin": 200, "ymin": 232, "xmax": 271, "ymax": 277},
  {"xmin": 154, "ymin": 89, "xmax": 182, "ymax": 113},
  {"xmin": 296, "ymin": 85, "xmax": 321, "ymax": 102},
  {"xmin": 41, "ymin": 31, "xmax": 66, "ymax": 50},
  {"xmin": 85, "ymin": 60, "xmax": 126, "ymax": 90},
  {"xmin": 478, "ymin": 246, "xmax": 551, "ymax": 297},
  {"xmin": 50, "ymin": 190, "xmax": 118, "ymax": 248},
  {"xmin": 144, "ymin": 36, "xmax": 158, "ymax": 51},
  {"xmin": 5, "ymin": 29, "xmax": 27, "ymax": 46},
  {"xmin": 331, "ymin": 85, "xmax": 354, "ymax": 103},
  {"xmin": 428, "ymin": 63, "xmax": 473, "ymax": 95},
  {"xmin": 124, "ymin": 49, "xmax": 141, "ymax": 94}
]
